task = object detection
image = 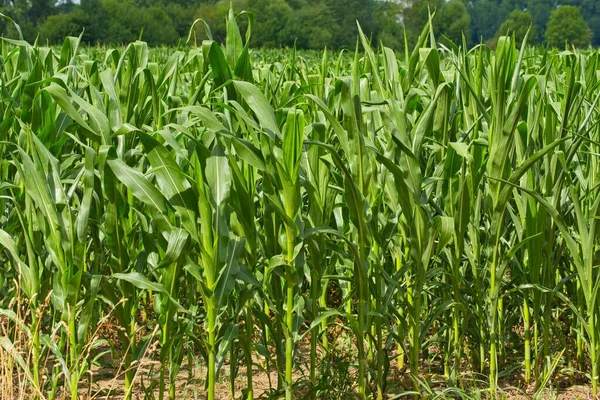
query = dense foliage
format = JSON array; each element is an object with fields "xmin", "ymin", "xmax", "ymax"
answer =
[
  {"xmin": 489, "ymin": 10, "xmax": 538, "ymax": 48},
  {"xmin": 1, "ymin": 0, "xmax": 600, "ymax": 48},
  {"xmin": 2, "ymin": 8, "xmax": 600, "ymax": 400},
  {"xmin": 545, "ymin": 5, "xmax": 593, "ymax": 48}
]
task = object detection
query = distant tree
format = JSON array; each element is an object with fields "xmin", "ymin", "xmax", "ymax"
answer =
[
  {"xmin": 464, "ymin": 0, "xmax": 511, "ymax": 45},
  {"xmin": 546, "ymin": 5, "xmax": 592, "ymax": 48},
  {"xmin": 324, "ymin": 0, "xmax": 377, "ymax": 49},
  {"xmin": 587, "ymin": 15, "xmax": 600, "ymax": 46},
  {"xmin": 401, "ymin": 0, "xmax": 470, "ymax": 46},
  {"xmin": 9, "ymin": 0, "xmax": 600, "ymax": 49},
  {"xmin": 102, "ymin": 0, "xmax": 144, "ymax": 44},
  {"xmin": 247, "ymin": 0, "xmax": 292, "ymax": 47},
  {"xmin": 559, "ymin": 0, "xmax": 600, "ymax": 46},
  {"xmin": 373, "ymin": 1, "xmax": 404, "ymax": 50},
  {"xmin": 401, "ymin": 0, "xmax": 442, "ymax": 47},
  {"xmin": 192, "ymin": 0, "xmax": 246, "ymax": 44},
  {"xmin": 285, "ymin": 0, "xmax": 305, "ymax": 9},
  {"xmin": 81, "ymin": 0, "xmax": 107, "ymax": 43},
  {"xmin": 465, "ymin": 0, "xmax": 547, "ymax": 45},
  {"xmin": 524, "ymin": 0, "xmax": 552, "ymax": 43},
  {"xmin": 29, "ymin": 0, "xmax": 55, "ymax": 25},
  {"xmin": 38, "ymin": 8, "xmax": 86, "ymax": 43},
  {"xmin": 162, "ymin": 2, "xmax": 196, "ymax": 39},
  {"xmin": 435, "ymin": 0, "xmax": 470, "ymax": 44},
  {"xmin": 56, "ymin": 0, "xmax": 76, "ymax": 13},
  {"xmin": 490, "ymin": 10, "xmax": 537, "ymax": 48},
  {"xmin": 285, "ymin": 0, "xmax": 335, "ymax": 49},
  {"xmin": 141, "ymin": 6, "xmax": 179, "ymax": 46},
  {"xmin": 1, "ymin": 0, "xmax": 36, "ymax": 39},
  {"xmin": 191, "ymin": 0, "xmax": 391, "ymax": 50}
]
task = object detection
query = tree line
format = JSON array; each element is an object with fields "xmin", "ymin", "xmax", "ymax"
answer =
[{"xmin": 0, "ymin": 0, "xmax": 597, "ymax": 48}]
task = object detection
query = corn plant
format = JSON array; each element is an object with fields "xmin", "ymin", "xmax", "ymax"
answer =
[{"xmin": 2, "ymin": 8, "xmax": 600, "ymax": 400}]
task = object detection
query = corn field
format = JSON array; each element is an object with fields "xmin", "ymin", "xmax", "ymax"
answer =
[{"xmin": 1, "ymin": 10, "xmax": 600, "ymax": 400}]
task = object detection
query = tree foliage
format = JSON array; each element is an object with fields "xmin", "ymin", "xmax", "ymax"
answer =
[
  {"xmin": 2, "ymin": 0, "xmax": 600, "ymax": 48},
  {"xmin": 546, "ymin": 5, "xmax": 592, "ymax": 48},
  {"xmin": 490, "ymin": 9, "xmax": 537, "ymax": 48},
  {"xmin": 436, "ymin": 0, "xmax": 470, "ymax": 44}
]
